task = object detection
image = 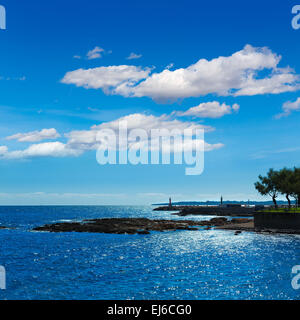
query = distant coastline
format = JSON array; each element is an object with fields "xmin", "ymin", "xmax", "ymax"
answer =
[{"xmin": 152, "ymin": 200, "xmax": 295, "ymax": 206}]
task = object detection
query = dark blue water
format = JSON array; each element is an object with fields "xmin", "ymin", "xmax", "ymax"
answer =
[{"xmin": 0, "ymin": 205, "xmax": 300, "ymax": 300}]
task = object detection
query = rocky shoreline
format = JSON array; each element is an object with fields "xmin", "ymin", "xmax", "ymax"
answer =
[
  {"xmin": 33, "ymin": 217, "xmax": 250, "ymax": 235},
  {"xmin": 6, "ymin": 216, "xmax": 300, "ymax": 235}
]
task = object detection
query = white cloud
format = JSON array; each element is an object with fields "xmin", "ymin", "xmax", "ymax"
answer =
[
  {"xmin": 0, "ymin": 114, "xmax": 223, "ymax": 161},
  {"xmin": 252, "ymin": 146, "xmax": 300, "ymax": 159},
  {"xmin": 6, "ymin": 128, "xmax": 61, "ymax": 142},
  {"xmin": 133, "ymin": 45, "xmax": 299, "ymax": 101},
  {"xmin": 0, "ymin": 142, "xmax": 82, "ymax": 160},
  {"xmin": 0, "ymin": 146, "xmax": 8, "ymax": 155},
  {"xmin": 66, "ymin": 113, "xmax": 222, "ymax": 153},
  {"xmin": 177, "ymin": 101, "xmax": 240, "ymax": 119},
  {"xmin": 275, "ymin": 97, "xmax": 300, "ymax": 119},
  {"xmin": 62, "ymin": 45, "xmax": 300, "ymax": 102},
  {"xmin": 127, "ymin": 52, "xmax": 142, "ymax": 60},
  {"xmin": 86, "ymin": 46, "xmax": 105, "ymax": 60},
  {"xmin": 73, "ymin": 55, "xmax": 81, "ymax": 59},
  {"xmin": 61, "ymin": 65, "xmax": 151, "ymax": 94},
  {"xmin": 0, "ymin": 192, "xmax": 127, "ymax": 205}
]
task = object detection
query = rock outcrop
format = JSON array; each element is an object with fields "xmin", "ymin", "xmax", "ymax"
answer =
[{"xmin": 33, "ymin": 217, "xmax": 240, "ymax": 235}]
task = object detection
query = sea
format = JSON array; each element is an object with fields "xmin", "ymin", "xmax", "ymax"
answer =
[{"xmin": 0, "ymin": 205, "xmax": 299, "ymax": 300}]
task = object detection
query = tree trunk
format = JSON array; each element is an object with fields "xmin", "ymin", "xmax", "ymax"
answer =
[
  {"xmin": 272, "ymin": 196, "xmax": 278, "ymax": 209},
  {"xmin": 286, "ymin": 195, "xmax": 291, "ymax": 209}
]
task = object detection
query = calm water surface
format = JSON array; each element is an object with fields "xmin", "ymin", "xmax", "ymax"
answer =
[{"xmin": 0, "ymin": 205, "xmax": 299, "ymax": 300}]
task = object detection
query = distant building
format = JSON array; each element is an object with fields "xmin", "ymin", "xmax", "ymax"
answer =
[{"xmin": 169, "ymin": 198, "xmax": 172, "ymax": 208}]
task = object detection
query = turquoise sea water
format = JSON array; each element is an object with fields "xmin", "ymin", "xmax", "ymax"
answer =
[{"xmin": 0, "ymin": 205, "xmax": 300, "ymax": 300}]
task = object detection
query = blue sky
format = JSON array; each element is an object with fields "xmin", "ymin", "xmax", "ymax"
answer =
[{"xmin": 0, "ymin": 0, "xmax": 300, "ymax": 205}]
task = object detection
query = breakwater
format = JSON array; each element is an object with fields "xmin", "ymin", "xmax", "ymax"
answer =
[{"xmin": 154, "ymin": 205, "xmax": 256, "ymax": 217}]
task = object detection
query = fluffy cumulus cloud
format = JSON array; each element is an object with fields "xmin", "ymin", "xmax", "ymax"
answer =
[
  {"xmin": 66, "ymin": 113, "xmax": 223, "ymax": 153},
  {"xmin": 6, "ymin": 128, "xmax": 60, "ymax": 142},
  {"xmin": 177, "ymin": 101, "xmax": 240, "ymax": 119},
  {"xmin": 62, "ymin": 45, "xmax": 300, "ymax": 102},
  {"xmin": 61, "ymin": 65, "xmax": 151, "ymax": 95},
  {"xmin": 0, "ymin": 114, "xmax": 223, "ymax": 160},
  {"xmin": 275, "ymin": 97, "xmax": 300, "ymax": 119},
  {"xmin": 0, "ymin": 142, "xmax": 82, "ymax": 160},
  {"xmin": 133, "ymin": 45, "xmax": 298, "ymax": 101}
]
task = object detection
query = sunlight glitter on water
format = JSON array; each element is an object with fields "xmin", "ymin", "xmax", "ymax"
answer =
[{"xmin": 0, "ymin": 206, "xmax": 299, "ymax": 300}]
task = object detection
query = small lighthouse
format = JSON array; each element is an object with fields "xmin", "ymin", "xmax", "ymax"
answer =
[
  {"xmin": 169, "ymin": 197, "xmax": 172, "ymax": 208},
  {"xmin": 220, "ymin": 196, "xmax": 223, "ymax": 206}
]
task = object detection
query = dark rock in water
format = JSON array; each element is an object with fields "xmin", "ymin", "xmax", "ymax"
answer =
[
  {"xmin": 33, "ymin": 218, "xmax": 201, "ymax": 235},
  {"xmin": 0, "ymin": 226, "xmax": 8, "ymax": 230},
  {"xmin": 33, "ymin": 217, "xmax": 230, "ymax": 235},
  {"xmin": 137, "ymin": 230, "xmax": 150, "ymax": 235},
  {"xmin": 234, "ymin": 231, "xmax": 242, "ymax": 235}
]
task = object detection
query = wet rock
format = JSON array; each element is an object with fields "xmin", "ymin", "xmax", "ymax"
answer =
[
  {"xmin": 33, "ymin": 217, "xmax": 228, "ymax": 235},
  {"xmin": 33, "ymin": 218, "xmax": 202, "ymax": 235}
]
